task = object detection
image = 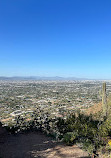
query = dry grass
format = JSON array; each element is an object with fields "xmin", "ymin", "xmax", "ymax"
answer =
[{"xmin": 83, "ymin": 102, "xmax": 102, "ymax": 115}]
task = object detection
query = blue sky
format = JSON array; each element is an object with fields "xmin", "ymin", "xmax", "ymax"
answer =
[{"xmin": 0, "ymin": 0, "xmax": 111, "ymax": 79}]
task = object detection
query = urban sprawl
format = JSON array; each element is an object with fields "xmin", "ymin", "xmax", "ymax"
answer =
[{"xmin": 0, "ymin": 80, "xmax": 111, "ymax": 130}]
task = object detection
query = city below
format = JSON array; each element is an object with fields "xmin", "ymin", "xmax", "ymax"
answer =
[{"xmin": 0, "ymin": 79, "xmax": 111, "ymax": 127}]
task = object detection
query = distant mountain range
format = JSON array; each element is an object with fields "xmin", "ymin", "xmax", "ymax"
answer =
[{"xmin": 0, "ymin": 76, "xmax": 88, "ymax": 81}]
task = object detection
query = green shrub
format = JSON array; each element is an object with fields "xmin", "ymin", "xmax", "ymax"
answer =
[
  {"xmin": 82, "ymin": 138, "xmax": 95, "ymax": 154},
  {"xmin": 63, "ymin": 132, "xmax": 78, "ymax": 145}
]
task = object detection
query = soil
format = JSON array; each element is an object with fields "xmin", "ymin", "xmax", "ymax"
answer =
[{"xmin": 0, "ymin": 125, "xmax": 90, "ymax": 158}]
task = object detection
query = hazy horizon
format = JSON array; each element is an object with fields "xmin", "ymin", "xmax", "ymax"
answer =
[{"xmin": 0, "ymin": 75, "xmax": 111, "ymax": 80}]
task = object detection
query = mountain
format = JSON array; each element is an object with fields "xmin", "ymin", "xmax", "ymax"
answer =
[{"xmin": 0, "ymin": 76, "xmax": 88, "ymax": 81}]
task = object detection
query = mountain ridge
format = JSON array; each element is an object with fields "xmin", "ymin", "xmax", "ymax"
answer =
[{"xmin": 0, "ymin": 76, "xmax": 88, "ymax": 80}]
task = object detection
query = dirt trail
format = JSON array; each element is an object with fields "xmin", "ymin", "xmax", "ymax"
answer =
[{"xmin": 0, "ymin": 125, "xmax": 90, "ymax": 158}]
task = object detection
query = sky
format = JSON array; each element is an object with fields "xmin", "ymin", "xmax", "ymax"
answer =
[{"xmin": 0, "ymin": 0, "xmax": 111, "ymax": 79}]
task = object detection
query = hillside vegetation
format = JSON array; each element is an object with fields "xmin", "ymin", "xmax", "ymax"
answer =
[{"xmin": 3, "ymin": 103, "xmax": 111, "ymax": 158}]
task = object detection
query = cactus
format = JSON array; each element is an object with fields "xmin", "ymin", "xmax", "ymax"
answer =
[{"xmin": 102, "ymin": 82, "xmax": 107, "ymax": 117}]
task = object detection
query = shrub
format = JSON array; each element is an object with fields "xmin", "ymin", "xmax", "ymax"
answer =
[
  {"xmin": 63, "ymin": 132, "xmax": 78, "ymax": 145},
  {"xmin": 82, "ymin": 138, "xmax": 95, "ymax": 155}
]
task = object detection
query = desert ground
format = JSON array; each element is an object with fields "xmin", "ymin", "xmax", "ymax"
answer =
[{"xmin": 0, "ymin": 125, "xmax": 90, "ymax": 158}]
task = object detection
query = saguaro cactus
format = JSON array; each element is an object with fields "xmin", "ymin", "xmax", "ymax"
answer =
[{"xmin": 102, "ymin": 82, "xmax": 107, "ymax": 116}]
